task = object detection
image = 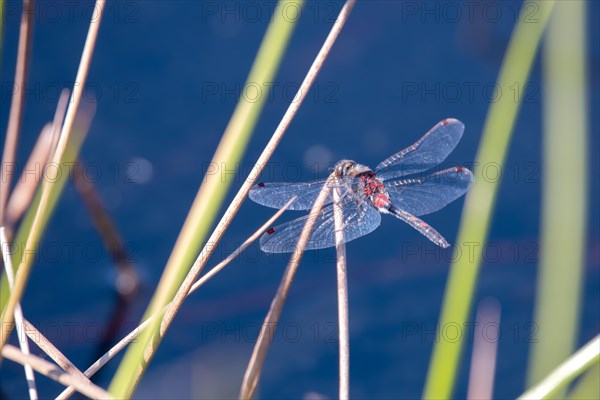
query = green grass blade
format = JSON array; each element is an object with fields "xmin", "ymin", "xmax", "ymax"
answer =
[
  {"xmin": 1, "ymin": 0, "xmax": 104, "ymax": 347},
  {"xmin": 567, "ymin": 362, "xmax": 600, "ymax": 400},
  {"xmin": 108, "ymin": 1, "xmax": 304, "ymax": 397},
  {"xmin": 422, "ymin": 1, "xmax": 556, "ymax": 398},
  {"xmin": 526, "ymin": 2, "xmax": 588, "ymax": 395},
  {"xmin": 0, "ymin": 113, "xmax": 90, "ymax": 316},
  {"xmin": 519, "ymin": 335, "xmax": 599, "ymax": 399}
]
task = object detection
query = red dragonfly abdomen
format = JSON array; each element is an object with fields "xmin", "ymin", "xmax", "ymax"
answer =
[{"xmin": 372, "ymin": 193, "xmax": 390, "ymax": 209}]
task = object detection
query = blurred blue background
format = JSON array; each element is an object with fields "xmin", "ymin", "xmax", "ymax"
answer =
[{"xmin": 1, "ymin": 0, "xmax": 599, "ymax": 398}]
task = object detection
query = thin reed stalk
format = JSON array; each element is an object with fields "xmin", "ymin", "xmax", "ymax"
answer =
[
  {"xmin": 423, "ymin": 2, "xmax": 555, "ymax": 397},
  {"xmin": 1, "ymin": 345, "xmax": 113, "ymax": 400},
  {"xmin": 527, "ymin": 2, "xmax": 588, "ymax": 395},
  {"xmin": 56, "ymin": 199, "xmax": 295, "ymax": 400},
  {"xmin": 0, "ymin": 90, "xmax": 69, "ymax": 307},
  {"xmin": 239, "ymin": 177, "xmax": 334, "ymax": 399},
  {"xmin": 566, "ymin": 362, "xmax": 600, "ymax": 399},
  {"xmin": 109, "ymin": 1, "xmax": 356, "ymax": 397},
  {"xmin": 0, "ymin": 0, "xmax": 105, "ymax": 350},
  {"xmin": 22, "ymin": 320, "xmax": 92, "ymax": 385},
  {"xmin": 519, "ymin": 335, "xmax": 600, "ymax": 399},
  {"xmin": 333, "ymin": 187, "xmax": 349, "ymax": 400},
  {"xmin": 5, "ymin": 123, "xmax": 53, "ymax": 230},
  {"xmin": 1, "ymin": 227, "xmax": 37, "ymax": 400},
  {"xmin": 108, "ymin": 1, "xmax": 304, "ymax": 395},
  {"xmin": 0, "ymin": 0, "xmax": 34, "ymax": 224}
]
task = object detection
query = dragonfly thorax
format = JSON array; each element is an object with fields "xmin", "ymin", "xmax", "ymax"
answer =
[
  {"xmin": 356, "ymin": 170, "xmax": 390, "ymax": 210},
  {"xmin": 333, "ymin": 160, "xmax": 390, "ymax": 210},
  {"xmin": 333, "ymin": 160, "xmax": 371, "ymax": 177}
]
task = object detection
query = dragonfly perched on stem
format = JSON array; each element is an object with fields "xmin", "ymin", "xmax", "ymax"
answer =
[{"xmin": 249, "ymin": 118, "xmax": 474, "ymax": 253}]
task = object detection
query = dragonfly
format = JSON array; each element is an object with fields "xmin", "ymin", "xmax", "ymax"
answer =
[{"xmin": 249, "ymin": 118, "xmax": 474, "ymax": 253}]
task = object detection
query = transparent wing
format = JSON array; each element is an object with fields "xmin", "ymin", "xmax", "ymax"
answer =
[
  {"xmin": 260, "ymin": 197, "xmax": 381, "ymax": 253},
  {"xmin": 385, "ymin": 167, "xmax": 474, "ymax": 216},
  {"xmin": 249, "ymin": 179, "xmax": 332, "ymax": 210},
  {"xmin": 375, "ymin": 118, "xmax": 465, "ymax": 180},
  {"xmin": 249, "ymin": 176, "xmax": 357, "ymax": 210}
]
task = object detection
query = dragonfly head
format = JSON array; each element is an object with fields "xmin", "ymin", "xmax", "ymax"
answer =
[{"xmin": 334, "ymin": 160, "xmax": 371, "ymax": 177}]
